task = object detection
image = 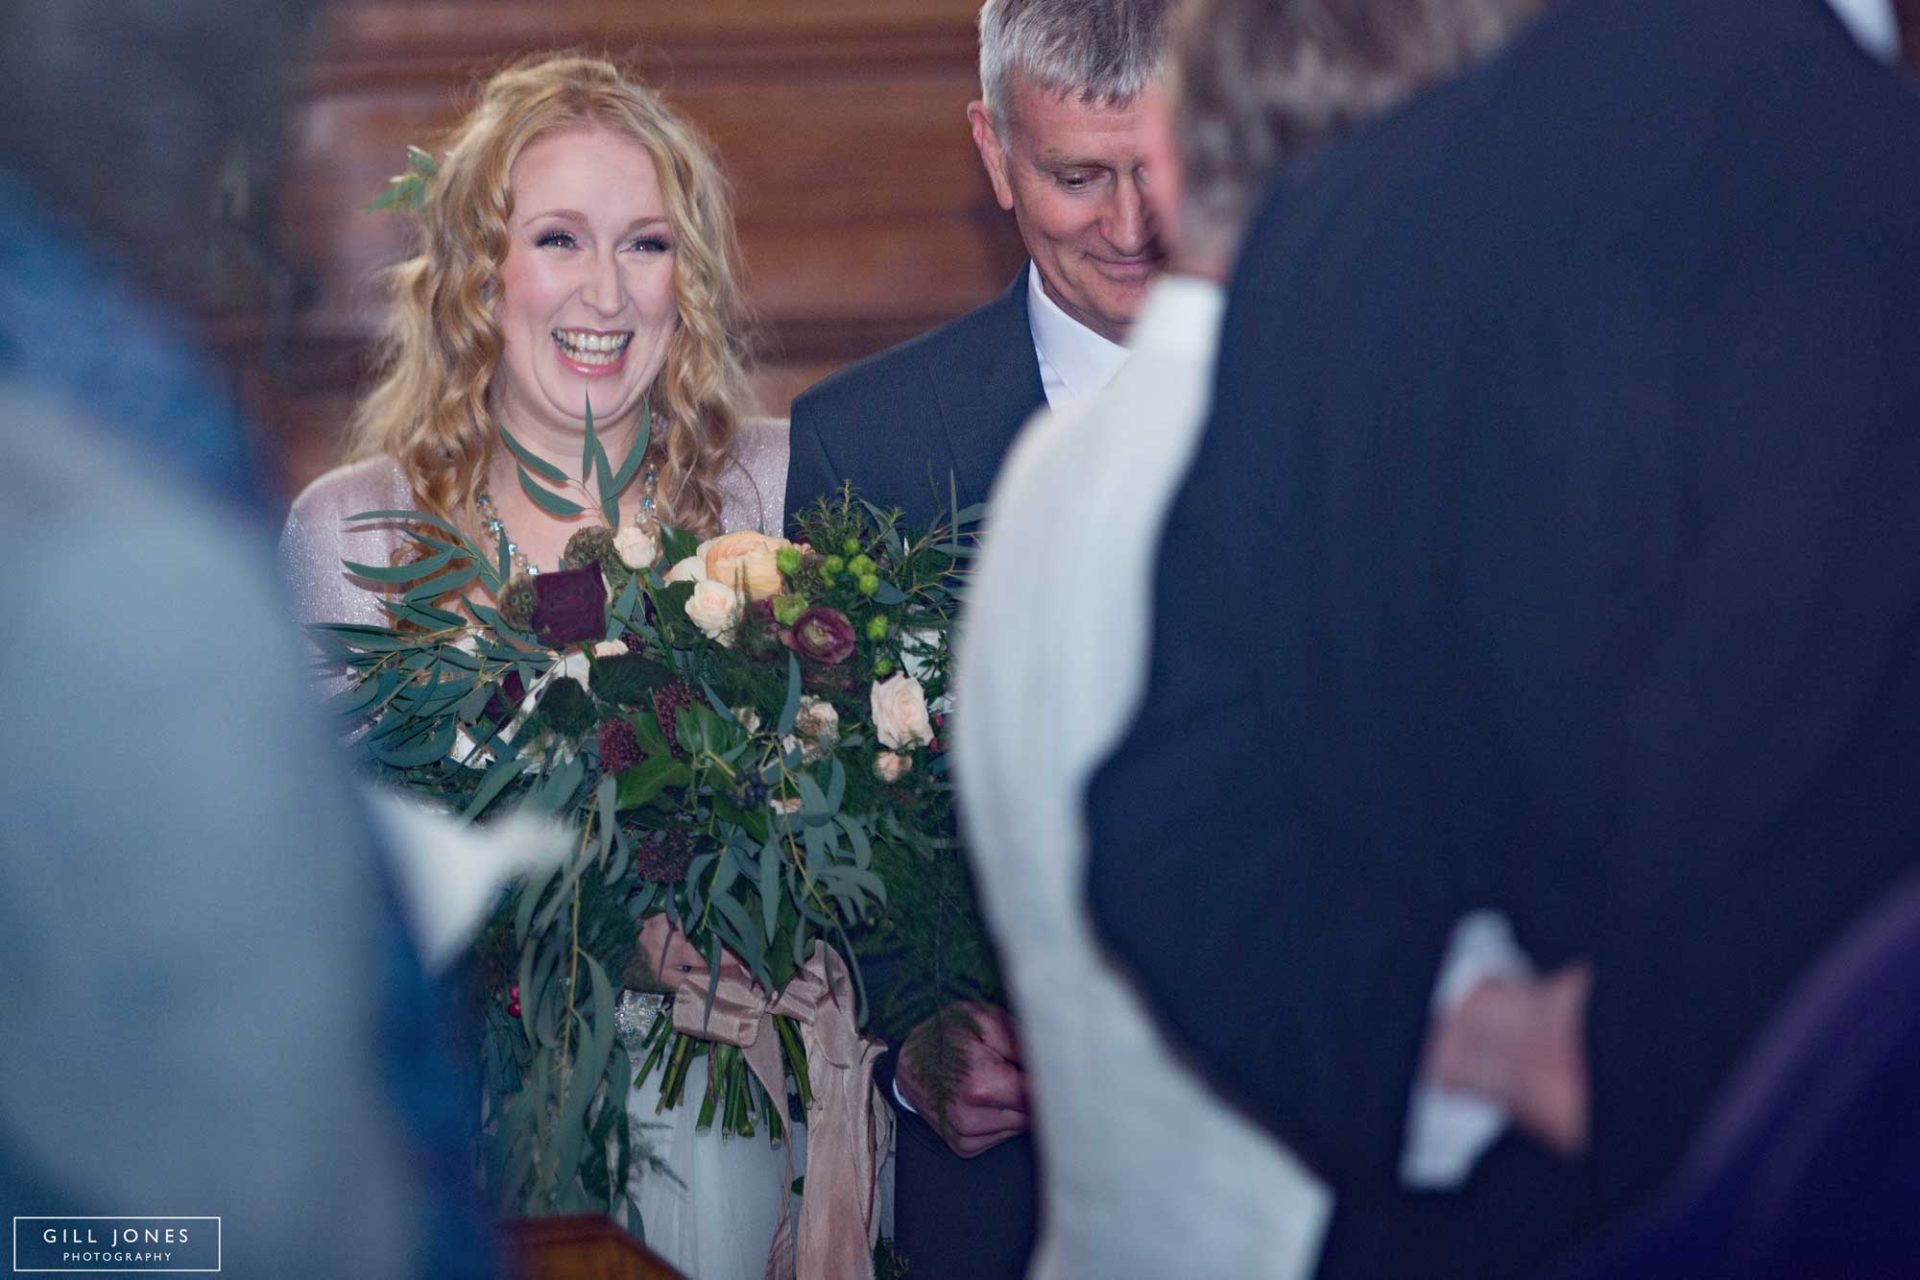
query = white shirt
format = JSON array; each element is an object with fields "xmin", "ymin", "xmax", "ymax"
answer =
[
  {"xmin": 958, "ymin": 276, "xmax": 1333, "ymax": 1280},
  {"xmin": 1828, "ymin": 0, "xmax": 1900, "ymax": 60},
  {"xmin": 1026, "ymin": 262, "xmax": 1129, "ymax": 409}
]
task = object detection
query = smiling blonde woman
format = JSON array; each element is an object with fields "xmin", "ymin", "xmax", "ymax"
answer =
[
  {"xmin": 283, "ymin": 54, "xmax": 788, "ymax": 631},
  {"xmin": 276, "ymin": 55, "xmax": 795, "ymax": 1280}
]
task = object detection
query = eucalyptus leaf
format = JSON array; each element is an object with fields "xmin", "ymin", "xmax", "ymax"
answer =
[
  {"xmin": 776, "ymin": 653, "xmax": 803, "ymax": 737},
  {"xmin": 518, "ymin": 465, "xmax": 588, "ymax": 518},
  {"xmin": 836, "ymin": 815, "xmax": 873, "ymax": 870},
  {"xmin": 758, "ymin": 836, "xmax": 783, "ymax": 943},
  {"xmin": 344, "ymin": 548, "xmax": 453, "ymax": 583},
  {"xmin": 606, "ymin": 400, "xmax": 652, "ymax": 497},
  {"xmin": 462, "ymin": 757, "xmax": 529, "ymax": 820},
  {"xmin": 404, "ymin": 563, "xmax": 479, "ymax": 602},
  {"xmin": 824, "ymin": 755, "xmax": 846, "ymax": 813},
  {"xmin": 516, "ymin": 862, "xmax": 561, "ymax": 948},
  {"xmin": 498, "ymin": 421, "xmax": 568, "ymax": 485},
  {"xmin": 796, "ymin": 774, "xmax": 831, "ymax": 823}
]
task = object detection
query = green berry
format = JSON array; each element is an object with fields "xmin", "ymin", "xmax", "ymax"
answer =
[
  {"xmin": 865, "ymin": 614, "xmax": 890, "ymax": 641},
  {"xmin": 857, "ymin": 573, "xmax": 881, "ymax": 597},
  {"xmin": 773, "ymin": 593, "xmax": 808, "ymax": 626},
  {"xmin": 842, "ymin": 537, "xmax": 861, "ymax": 556},
  {"xmin": 847, "ymin": 553, "xmax": 875, "ymax": 576},
  {"xmin": 873, "ymin": 657, "xmax": 894, "ymax": 677},
  {"xmin": 775, "ymin": 546, "xmax": 802, "ymax": 576},
  {"xmin": 822, "ymin": 554, "xmax": 846, "ymax": 575}
]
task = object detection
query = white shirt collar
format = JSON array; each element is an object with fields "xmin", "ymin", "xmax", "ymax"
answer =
[
  {"xmin": 1127, "ymin": 275, "xmax": 1226, "ymax": 363},
  {"xmin": 1827, "ymin": 0, "xmax": 1900, "ymax": 61},
  {"xmin": 1026, "ymin": 262, "xmax": 1130, "ymax": 410}
]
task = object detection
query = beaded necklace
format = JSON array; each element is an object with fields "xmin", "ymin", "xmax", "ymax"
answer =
[{"xmin": 477, "ymin": 455, "xmax": 660, "ymax": 577}]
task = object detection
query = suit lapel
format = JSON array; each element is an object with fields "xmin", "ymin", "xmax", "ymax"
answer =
[{"xmin": 927, "ymin": 268, "xmax": 1047, "ymax": 512}]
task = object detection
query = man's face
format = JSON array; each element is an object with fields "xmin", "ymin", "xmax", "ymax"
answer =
[{"xmin": 969, "ymin": 73, "xmax": 1164, "ymax": 342}]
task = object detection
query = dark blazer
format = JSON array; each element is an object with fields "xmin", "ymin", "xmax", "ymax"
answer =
[
  {"xmin": 786, "ymin": 269, "xmax": 1046, "ymax": 1280},
  {"xmin": 1556, "ymin": 874, "xmax": 1920, "ymax": 1280},
  {"xmin": 786, "ymin": 269, "xmax": 1045, "ymax": 533},
  {"xmin": 1085, "ymin": 0, "xmax": 1920, "ymax": 1275}
]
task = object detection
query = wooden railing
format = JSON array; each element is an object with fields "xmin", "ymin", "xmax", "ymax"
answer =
[{"xmin": 502, "ymin": 1213, "xmax": 688, "ymax": 1280}]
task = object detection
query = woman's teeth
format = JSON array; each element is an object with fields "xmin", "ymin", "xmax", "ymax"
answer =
[{"xmin": 552, "ymin": 330, "xmax": 631, "ymax": 366}]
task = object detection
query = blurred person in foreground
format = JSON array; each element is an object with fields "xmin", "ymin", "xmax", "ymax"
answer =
[
  {"xmin": 953, "ymin": 0, "xmax": 1524, "ymax": 1275},
  {"xmin": 0, "ymin": 2, "xmax": 496, "ymax": 1275},
  {"xmin": 1085, "ymin": 0, "xmax": 1920, "ymax": 1275}
]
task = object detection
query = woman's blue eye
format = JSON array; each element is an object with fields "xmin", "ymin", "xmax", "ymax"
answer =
[
  {"xmin": 630, "ymin": 236, "xmax": 672, "ymax": 254},
  {"xmin": 535, "ymin": 230, "xmax": 576, "ymax": 249}
]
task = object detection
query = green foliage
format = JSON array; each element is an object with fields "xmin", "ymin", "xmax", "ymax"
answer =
[
  {"xmin": 313, "ymin": 480, "xmax": 998, "ymax": 1226},
  {"xmin": 365, "ymin": 145, "xmax": 438, "ymax": 215}
]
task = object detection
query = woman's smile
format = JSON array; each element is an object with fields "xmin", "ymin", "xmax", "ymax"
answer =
[{"xmin": 550, "ymin": 327, "xmax": 634, "ymax": 374}]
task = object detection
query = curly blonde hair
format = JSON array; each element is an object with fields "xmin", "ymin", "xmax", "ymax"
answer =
[{"xmin": 349, "ymin": 54, "xmax": 754, "ymax": 539}]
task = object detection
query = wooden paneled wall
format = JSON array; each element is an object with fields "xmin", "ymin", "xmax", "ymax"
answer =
[{"xmin": 261, "ymin": 0, "xmax": 1023, "ymax": 501}]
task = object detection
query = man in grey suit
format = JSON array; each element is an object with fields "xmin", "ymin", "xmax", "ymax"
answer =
[{"xmin": 784, "ymin": 2, "xmax": 1174, "ymax": 1274}]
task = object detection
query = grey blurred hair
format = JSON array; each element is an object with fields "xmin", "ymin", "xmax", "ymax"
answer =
[
  {"xmin": 978, "ymin": 0, "xmax": 1180, "ymax": 128},
  {"xmin": 1171, "ymin": 0, "xmax": 1533, "ymax": 249}
]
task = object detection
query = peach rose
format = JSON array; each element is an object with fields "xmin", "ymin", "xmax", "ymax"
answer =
[
  {"xmin": 701, "ymin": 530, "xmax": 793, "ymax": 602},
  {"xmin": 870, "ymin": 673, "xmax": 934, "ymax": 751},
  {"xmin": 663, "ymin": 554, "xmax": 708, "ymax": 586},
  {"xmin": 684, "ymin": 579, "xmax": 743, "ymax": 646},
  {"xmin": 873, "ymin": 750, "xmax": 911, "ymax": 783}
]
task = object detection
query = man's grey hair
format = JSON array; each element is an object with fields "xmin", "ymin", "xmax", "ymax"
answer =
[
  {"xmin": 1172, "ymin": 0, "xmax": 1532, "ymax": 249},
  {"xmin": 979, "ymin": 0, "xmax": 1180, "ymax": 129}
]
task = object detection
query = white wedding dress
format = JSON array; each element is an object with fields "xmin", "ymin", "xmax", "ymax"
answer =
[{"xmin": 281, "ymin": 418, "xmax": 848, "ymax": 1280}]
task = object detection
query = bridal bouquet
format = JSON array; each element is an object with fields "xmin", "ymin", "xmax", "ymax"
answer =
[{"xmin": 309, "ymin": 411, "xmax": 987, "ymax": 1228}]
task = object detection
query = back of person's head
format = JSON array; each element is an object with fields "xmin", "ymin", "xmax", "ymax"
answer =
[
  {"xmin": 350, "ymin": 53, "xmax": 754, "ymax": 536},
  {"xmin": 0, "ymin": 0, "xmax": 316, "ymax": 312},
  {"xmin": 1171, "ymin": 0, "xmax": 1531, "ymax": 259},
  {"xmin": 978, "ymin": 0, "xmax": 1180, "ymax": 127}
]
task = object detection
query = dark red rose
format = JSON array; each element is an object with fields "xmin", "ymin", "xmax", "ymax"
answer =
[
  {"xmin": 481, "ymin": 669, "xmax": 527, "ymax": 727},
  {"xmin": 784, "ymin": 606, "xmax": 857, "ymax": 665},
  {"xmin": 531, "ymin": 565, "xmax": 607, "ymax": 647}
]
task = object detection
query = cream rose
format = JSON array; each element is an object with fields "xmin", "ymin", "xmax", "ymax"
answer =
[
  {"xmin": 663, "ymin": 554, "xmax": 709, "ymax": 586},
  {"xmin": 684, "ymin": 579, "xmax": 743, "ymax": 646},
  {"xmin": 794, "ymin": 695, "xmax": 840, "ymax": 744},
  {"xmin": 614, "ymin": 526, "xmax": 661, "ymax": 571},
  {"xmin": 870, "ymin": 673, "xmax": 934, "ymax": 751},
  {"xmin": 701, "ymin": 530, "xmax": 793, "ymax": 602},
  {"xmin": 873, "ymin": 750, "xmax": 911, "ymax": 783}
]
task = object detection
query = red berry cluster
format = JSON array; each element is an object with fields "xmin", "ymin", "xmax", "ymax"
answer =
[
  {"xmin": 633, "ymin": 827, "xmax": 696, "ymax": 884},
  {"xmin": 599, "ymin": 717, "xmax": 645, "ymax": 774},
  {"xmin": 651, "ymin": 681, "xmax": 700, "ymax": 755},
  {"xmin": 506, "ymin": 984, "xmax": 522, "ymax": 1019}
]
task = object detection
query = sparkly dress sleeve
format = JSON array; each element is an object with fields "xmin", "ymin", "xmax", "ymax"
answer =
[
  {"xmin": 278, "ymin": 454, "xmax": 421, "ymax": 703},
  {"xmin": 278, "ymin": 455, "xmax": 415, "ymax": 629},
  {"xmin": 719, "ymin": 417, "xmax": 790, "ymax": 535}
]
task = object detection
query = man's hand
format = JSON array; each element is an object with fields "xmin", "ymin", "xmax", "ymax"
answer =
[
  {"xmin": 1424, "ymin": 963, "xmax": 1593, "ymax": 1157},
  {"xmin": 895, "ymin": 1001, "xmax": 1030, "ymax": 1158}
]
